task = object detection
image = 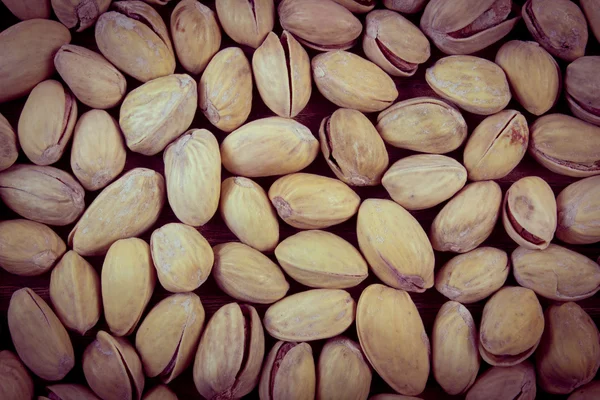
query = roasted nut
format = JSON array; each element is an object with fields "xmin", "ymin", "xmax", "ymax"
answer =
[
  {"xmin": 0, "ymin": 351, "xmax": 34, "ymax": 400},
  {"xmin": 0, "ymin": 113, "xmax": 18, "ymax": 172},
  {"xmin": 335, "ymin": 0, "xmax": 374, "ymax": 13},
  {"xmin": 51, "ymin": 0, "xmax": 110, "ymax": 31},
  {"xmin": 566, "ymin": 56, "xmax": 600, "ymax": 126},
  {"xmin": 581, "ymin": 0, "xmax": 600, "ymax": 43},
  {"xmin": 43, "ymin": 384, "xmax": 102, "ymax": 400},
  {"xmin": 143, "ymin": 385, "xmax": 177, "ymax": 400},
  {"xmin": 369, "ymin": 396, "xmax": 423, "ymax": 400},
  {"xmin": 569, "ymin": 381, "xmax": 600, "ymax": 400},
  {"xmin": 557, "ymin": 175, "xmax": 600, "ymax": 244},
  {"xmin": 383, "ymin": 0, "xmax": 427, "ymax": 13},
  {"xmin": 1, "ymin": 0, "xmax": 51, "ymax": 19},
  {"xmin": 216, "ymin": 0, "xmax": 274, "ymax": 48},
  {"xmin": 466, "ymin": 361, "xmax": 536, "ymax": 400}
]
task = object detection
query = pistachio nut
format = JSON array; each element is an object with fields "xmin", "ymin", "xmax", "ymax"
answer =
[
  {"xmin": 430, "ymin": 181, "xmax": 502, "ymax": 253},
  {"xmin": 142, "ymin": 0, "xmax": 172, "ymax": 4},
  {"xmin": 51, "ymin": 0, "xmax": 111, "ymax": 31},
  {"xmin": 279, "ymin": 0, "xmax": 362, "ymax": 51},
  {"xmin": 333, "ymin": 0, "xmax": 375, "ymax": 13},
  {"xmin": 376, "ymin": 97, "xmax": 468, "ymax": 153},
  {"xmin": 581, "ymin": 0, "xmax": 600, "ymax": 43},
  {"xmin": 0, "ymin": 219, "xmax": 65, "ymax": 277},
  {"xmin": 275, "ymin": 230, "xmax": 368, "ymax": 289},
  {"xmin": 382, "ymin": 155, "xmax": 467, "ymax": 211},
  {"xmin": 143, "ymin": 385, "xmax": 177, "ymax": 400},
  {"xmin": 369, "ymin": 396, "xmax": 423, "ymax": 400},
  {"xmin": 1, "ymin": 0, "xmax": 51, "ymax": 20},
  {"xmin": 253, "ymin": 31, "xmax": 312, "ymax": 118},
  {"xmin": 0, "ymin": 351, "xmax": 34, "ymax": 400},
  {"xmin": 536, "ymin": 302, "xmax": 600, "ymax": 394},
  {"xmin": 357, "ymin": 199, "xmax": 435, "ymax": 292},
  {"xmin": 42, "ymin": 384, "xmax": 100, "ymax": 400},
  {"xmin": 569, "ymin": 381, "xmax": 600, "ymax": 400},
  {"xmin": 557, "ymin": 175, "xmax": 600, "ymax": 244},
  {"xmin": 8, "ymin": 288, "xmax": 74, "ymax": 381},
  {"xmin": 0, "ymin": 113, "xmax": 18, "ymax": 172},
  {"xmin": 268, "ymin": 173, "xmax": 360, "ymax": 229},
  {"xmin": 0, "ymin": 164, "xmax": 85, "ymax": 226},
  {"xmin": 164, "ymin": 129, "xmax": 221, "ymax": 227},
  {"xmin": 479, "ymin": 286, "xmax": 544, "ymax": 366},
  {"xmin": 465, "ymin": 361, "xmax": 536, "ymax": 400},
  {"xmin": 357, "ymin": 284, "xmax": 430, "ymax": 396},
  {"xmin": 523, "ymin": 0, "xmax": 588, "ymax": 62},
  {"xmin": 193, "ymin": 303, "xmax": 264, "ymax": 399},
  {"xmin": 363, "ymin": 10, "xmax": 430, "ymax": 77},
  {"xmin": 69, "ymin": 168, "xmax": 165, "ymax": 256},
  {"xmin": 212, "ymin": 242, "xmax": 289, "ymax": 304},
  {"xmin": 312, "ymin": 50, "xmax": 398, "ymax": 112},
  {"xmin": 216, "ymin": 0, "xmax": 274, "ymax": 48},
  {"xmin": 102, "ymin": 238, "xmax": 156, "ymax": 337},
  {"xmin": 512, "ymin": 244, "xmax": 600, "ymax": 301},
  {"xmin": 566, "ymin": 56, "xmax": 600, "ymax": 126},
  {"xmin": 136, "ymin": 293, "xmax": 205, "ymax": 383},
  {"xmin": 220, "ymin": 177, "xmax": 279, "ymax": 252},
  {"xmin": 221, "ymin": 117, "xmax": 318, "ymax": 178},
  {"xmin": 199, "ymin": 47, "xmax": 252, "ymax": 133},
  {"xmin": 383, "ymin": 0, "xmax": 427, "ymax": 13}
]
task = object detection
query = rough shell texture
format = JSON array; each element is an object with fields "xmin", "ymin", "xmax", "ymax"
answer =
[
  {"xmin": 568, "ymin": 381, "xmax": 600, "ymax": 400},
  {"xmin": 557, "ymin": 175, "xmax": 600, "ymax": 244},
  {"xmin": 333, "ymin": 0, "xmax": 375, "ymax": 13},
  {"xmin": 565, "ymin": 56, "xmax": 600, "ymax": 126},
  {"xmin": 216, "ymin": 0, "xmax": 274, "ymax": 48},
  {"xmin": 0, "ymin": 351, "xmax": 34, "ymax": 400},
  {"xmin": 465, "ymin": 361, "xmax": 536, "ymax": 400},
  {"xmin": 0, "ymin": 114, "xmax": 18, "ymax": 172},
  {"xmin": 51, "ymin": 0, "xmax": 111, "ymax": 31},
  {"xmin": 383, "ymin": 0, "xmax": 426, "ymax": 13},
  {"xmin": 1, "ymin": 0, "xmax": 51, "ymax": 19},
  {"xmin": 142, "ymin": 385, "xmax": 177, "ymax": 400}
]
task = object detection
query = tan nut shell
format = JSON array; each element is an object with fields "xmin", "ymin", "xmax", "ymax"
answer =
[
  {"xmin": 369, "ymin": 396, "xmax": 423, "ymax": 400},
  {"xmin": 51, "ymin": 0, "xmax": 111, "ymax": 31},
  {"xmin": 557, "ymin": 175, "xmax": 600, "ymax": 244},
  {"xmin": 383, "ymin": 0, "xmax": 427, "ymax": 13},
  {"xmin": 1, "ymin": 0, "xmax": 50, "ymax": 19},
  {"xmin": 216, "ymin": 0, "xmax": 274, "ymax": 48},
  {"xmin": 581, "ymin": 0, "xmax": 600, "ymax": 43},
  {"xmin": 0, "ymin": 351, "xmax": 34, "ymax": 400},
  {"xmin": 466, "ymin": 361, "xmax": 536, "ymax": 400},
  {"xmin": 333, "ymin": 0, "xmax": 375, "ymax": 13},
  {"xmin": 565, "ymin": 56, "xmax": 600, "ymax": 127},
  {"xmin": 0, "ymin": 114, "xmax": 18, "ymax": 172},
  {"xmin": 143, "ymin": 385, "xmax": 177, "ymax": 400},
  {"xmin": 569, "ymin": 381, "xmax": 600, "ymax": 400},
  {"xmin": 44, "ymin": 384, "xmax": 102, "ymax": 400}
]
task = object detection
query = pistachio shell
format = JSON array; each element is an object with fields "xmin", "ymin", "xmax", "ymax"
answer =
[
  {"xmin": 569, "ymin": 381, "xmax": 600, "ymax": 400},
  {"xmin": 383, "ymin": 0, "xmax": 427, "ymax": 13},
  {"xmin": 369, "ymin": 396, "xmax": 422, "ymax": 400},
  {"xmin": 1, "ymin": 0, "xmax": 51, "ymax": 19},
  {"xmin": 565, "ymin": 56, "xmax": 600, "ymax": 127},
  {"xmin": 332, "ymin": 0, "xmax": 375, "ymax": 13},
  {"xmin": 0, "ymin": 351, "xmax": 34, "ymax": 400},
  {"xmin": 216, "ymin": 0, "xmax": 274, "ymax": 48},
  {"xmin": 51, "ymin": 0, "xmax": 111, "ymax": 31},
  {"xmin": 557, "ymin": 175, "xmax": 600, "ymax": 244},
  {"xmin": 581, "ymin": 0, "xmax": 600, "ymax": 43},
  {"xmin": 0, "ymin": 113, "xmax": 18, "ymax": 172},
  {"xmin": 44, "ymin": 383, "xmax": 100, "ymax": 400},
  {"xmin": 142, "ymin": 385, "xmax": 177, "ymax": 400},
  {"xmin": 466, "ymin": 361, "xmax": 536, "ymax": 400}
]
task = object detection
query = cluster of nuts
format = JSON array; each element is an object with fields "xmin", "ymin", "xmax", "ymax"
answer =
[{"xmin": 0, "ymin": 0, "xmax": 599, "ymax": 399}]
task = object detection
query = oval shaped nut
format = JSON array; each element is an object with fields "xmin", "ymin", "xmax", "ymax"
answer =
[
  {"xmin": 496, "ymin": 40, "xmax": 560, "ymax": 116},
  {"xmin": 2, "ymin": 0, "xmax": 51, "ymax": 20},
  {"xmin": 512, "ymin": 244, "xmax": 600, "ymax": 301},
  {"xmin": 83, "ymin": 331, "xmax": 144, "ymax": 400},
  {"xmin": 150, "ymin": 223, "xmax": 213, "ymax": 293},
  {"xmin": 269, "ymin": 173, "xmax": 360, "ymax": 229},
  {"xmin": 357, "ymin": 199, "xmax": 435, "ymax": 292},
  {"xmin": 333, "ymin": 0, "xmax": 374, "ymax": 13},
  {"xmin": 566, "ymin": 56, "xmax": 600, "ymax": 127},
  {"xmin": 312, "ymin": 51, "xmax": 398, "ymax": 113},
  {"xmin": 466, "ymin": 361, "xmax": 536, "ymax": 400},
  {"xmin": 383, "ymin": 0, "xmax": 427, "ymax": 13},
  {"xmin": 275, "ymin": 230, "xmax": 368, "ymax": 289},
  {"xmin": 69, "ymin": 168, "xmax": 165, "ymax": 256},
  {"xmin": 253, "ymin": 31, "xmax": 312, "ymax": 118},
  {"xmin": 213, "ymin": 242, "xmax": 289, "ymax": 304},
  {"xmin": 18, "ymin": 80, "xmax": 77, "ymax": 166},
  {"xmin": 0, "ymin": 113, "xmax": 18, "ymax": 172},
  {"xmin": 319, "ymin": 108, "xmax": 389, "ymax": 186},
  {"xmin": 426, "ymin": 55, "xmax": 511, "ymax": 115},
  {"xmin": 523, "ymin": 0, "xmax": 588, "ymax": 62},
  {"xmin": 357, "ymin": 284, "xmax": 430, "ymax": 396},
  {"xmin": 317, "ymin": 336, "xmax": 372, "ymax": 400},
  {"xmin": 95, "ymin": 2, "xmax": 175, "ymax": 82},
  {"xmin": 216, "ymin": 0, "xmax": 274, "ymax": 48},
  {"xmin": 8, "ymin": 288, "xmax": 74, "ymax": 381},
  {"xmin": 557, "ymin": 176, "xmax": 600, "ymax": 244},
  {"xmin": 435, "ymin": 247, "xmax": 509, "ymax": 304},
  {"xmin": 193, "ymin": 303, "xmax": 264, "ymax": 399},
  {"xmin": 479, "ymin": 286, "xmax": 544, "ymax": 367},
  {"xmin": 432, "ymin": 301, "xmax": 480, "ymax": 395},
  {"xmin": 369, "ymin": 395, "xmax": 423, "ymax": 400},
  {"xmin": 164, "ymin": 129, "xmax": 221, "ymax": 227},
  {"xmin": 50, "ymin": 251, "xmax": 101, "ymax": 335},
  {"xmin": 0, "ymin": 219, "xmax": 65, "ymax": 277},
  {"xmin": 120, "ymin": 74, "xmax": 197, "ymax": 156},
  {"xmin": 569, "ymin": 381, "xmax": 600, "ymax": 400},
  {"xmin": 279, "ymin": 0, "xmax": 362, "ymax": 51},
  {"xmin": 363, "ymin": 10, "xmax": 430, "ymax": 77},
  {"xmin": 102, "ymin": 238, "xmax": 156, "ymax": 337},
  {"xmin": 221, "ymin": 117, "xmax": 318, "ymax": 178},
  {"xmin": 529, "ymin": 114, "xmax": 600, "ymax": 178},
  {"xmin": 376, "ymin": 97, "xmax": 468, "ymax": 153},
  {"xmin": 136, "ymin": 293, "xmax": 205, "ymax": 383},
  {"xmin": 43, "ymin": 384, "xmax": 101, "ymax": 400},
  {"xmin": 0, "ymin": 164, "xmax": 84, "ymax": 226},
  {"xmin": 581, "ymin": 0, "xmax": 600, "ymax": 43},
  {"xmin": 143, "ymin": 385, "xmax": 177, "ymax": 400},
  {"xmin": 259, "ymin": 341, "xmax": 316, "ymax": 400},
  {"xmin": 536, "ymin": 302, "xmax": 600, "ymax": 394},
  {"xmin": 220, "ymin": 177, "xmax": 279, "ymax": 252},
  {"xmin": 0, "ymin": 351, "xmax": 34, "ymax": 400},
  {"xmin": 51, "ymin": 0, "xmax": 110, "ymax": 31},
  {"xmin": 430, "ymin": 181, "xmax": 502, "ymax": 253},
  {"xmin": 199, "ymin": 47, "xmax": 252, "ymax": 133}
]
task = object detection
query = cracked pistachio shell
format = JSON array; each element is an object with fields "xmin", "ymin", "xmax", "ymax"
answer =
[
  {"xmin": 136, "ymin": 293, "xmax": 205, "ymax": 383},
  {"xmin": 193, "ymin": 303, "xmax": 264, "ymax": 399},
  {"xmin": 317, "ymin": 336, "xmax": 372, "ymax": 400},
  {"xmin": 523, "ymin": 0, "xmax": 587, "ymax": 62},
  {"xmin": 18, "ymin": 80, "xmax": 77, "ymax": 166},
  {"xmin": 0, "ymin": 351, "xmax": 34, "ymax": 400},
  {"xmin": 581, "ymin": 0, "xmax": 600, "ymax": 42},
  {"xmin": 1, "ymin": 0, "xmax": 50, "ymax": 19},
  {"xmin": 95, "ymin": 1, "xmax": 175, "ymax": 82},
  {"xmin": 221, "ymin": 117, "xmax": 318, "ymax": 178},
  {"xmin": 430, "ymin": 181, "xmax": 502, "ymax": 253},
  {"xmin": 102, "ymin": 238, "xmax": 156, "ymax": 337},
  {"xmin": 253, "ymin": 31, "xmax": 312, "ymax": 118},
  {"xmin": 43, "ymin": 384, "xmax": 100, "ymax": 400},
  {"xmin": 479, "ymin": 286, "xmax": 544, "ymax": 367},
  {"xmin": 199, "ymin": 47, "xmax": 252, "ymax": 133},
  {"xmin": 333, "ymin": 0, "xmax": 375, "ymax": 13},
  {"xmin": 83, "ymin": 331, "xmax": 144, "ymax": 400},
  {"xmin": 8, "ymin": 288, "xmax": 74, "ymax": 381},
  {"xmin": 69, "ymin": 168, "xmax": 165, "ymax": 256},
  {"xmin": 426, "ymin": 55, "xmax": 511, "ymax": 115},
  {"xmin": 566, "ymin": 56, "xmax": 600, "ymax": 127},
  {"xmin": 216, "ymin": 0, "xmax": 274, "ymax": 48},
  {"xmin": 0, "ymin": 164, "xmax": 84, "ymax": 226},
  {"xmin": 0, "ymin": 219, "xmax": 65, "ymax": 277},
  {"xmin": 269, "ymin": 173, "xmax": 360, "ymax": 229},
  {"xmin": 50, "ymin": 251, "xmax": 101, "ymax": 335},
  {"xmin": 357, "ymin": 199, "xmax": 435, "ymax": 292},
  {"xmin": 142, "ymin": 385, "xmax": 177, "ymax": 400},
  {"xmin": 51, "ymin": 0, "xmax": 111, "ymax": 31},
  {"xmin": 569, "ymin": 381, "xmax": 600, "ymax": 400},
  {"xmin": 383, "ymin": 0, "xmax": 427, "ymax": 13},
  {"xmin": 364, "ymin": 10, "xmax": 430, "ymax": 77},
  {"xmin": 258, "ymin": 341, "xmax": 316, "ymax": 400},
  {"xmin": 466, "ymin": 361, "xmax": 536, "ymax": 400},
  {"xmin": 512, "ymin": 244, "xmax": 600, "ymax": 301},
  {"xmin": 313, "ymin": 50, "xmax": 398, "ymax": 112},
  {"xmin": 164, "ymin": 129, "xmax": 221, "ymax": 227},
  {"xmin": 435, "ymin": 247, "xmax": 509, "ymax": 304},
  {"xmin": 529, "ymin": 114, "xmax": 600, "ymax": 178},
  {"xmin": 170, "ymin": 0, "xmax": 220, "ymax": 75},
  {"xmin": 557, "ymin": 175, "xmax": 600, "ymax": 244},
  {"xmin": 536, "ymin": 302, "xmax": 600, "ymax": 394},
  {"xmin": 0, "ymin": 113, "xmax": 18, "ymax": 172},
  {"xmin": 432, "ymin": 301, "xmax": 479, "ymax": 395},
  {"xmin": 357, "ymin": 284, "xmax": 430, "ymax": 396}
]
